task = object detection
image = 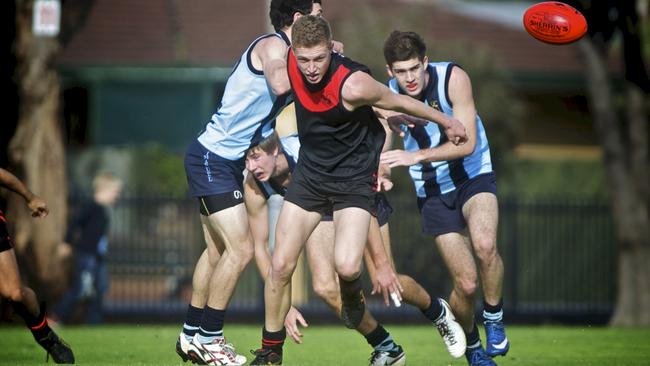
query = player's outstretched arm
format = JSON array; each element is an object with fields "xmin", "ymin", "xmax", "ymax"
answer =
[
  {"xmin": 343, "ymin": 71, "xmax": 467, "ymax": 145},
  {"xmin": 244, "ymin": 174, "xmax": 272, "ymax": 281},
  {"xmin": 253, "ymin": 36, "xmax": 292, "ymax": 96},
  {"xmin": 375, "ymin": 107, "xmax": 428, "ymax": 137},
  {"xmin": 365, "ymin": 217, "xmax": 403, "ymax": 306},
  {"xmin": 0, "ymin": 168, "xmax": 48, "ymax": 218}
]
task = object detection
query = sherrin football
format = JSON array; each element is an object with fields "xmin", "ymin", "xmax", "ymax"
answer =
[{"xmin": 523, "ymin": 2, "xmax": 588, "ymax": 44}]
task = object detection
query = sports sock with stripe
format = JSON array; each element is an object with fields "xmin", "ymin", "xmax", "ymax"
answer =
[
  {"xmin": 483, "ymin": 299, "xmax": 503, "ymax": 322},
  {"xmin": 197, "ymin": 306, "xmax": 225, "ymax": 344},
  {"xmin": 182, "ymin": 304, "xmax": 203, "ymax": 341},
  {"xmin": 262, "ymin": 327, "xmax": 286, "ymax": 355},
  {"xmin": 365, "ymin": 324, "xmax": 399, "ymax": 352},
  {"xmin": 11, "ymin": 301, "xmax": 52, "ymax": 341}
]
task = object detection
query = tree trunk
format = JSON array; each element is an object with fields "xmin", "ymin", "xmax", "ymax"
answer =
[
  {"xmin": 9, "ymin": 0, "xmax": 67, "ymax": 294},
  {"xmin": 579, "ymin": 38, "xmax": 650, "ymax": 326}
]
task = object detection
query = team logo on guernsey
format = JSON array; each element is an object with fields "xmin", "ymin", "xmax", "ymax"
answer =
[{"xmin": 429, "ymin": 100, "xmax": 441, "ymax": 111}]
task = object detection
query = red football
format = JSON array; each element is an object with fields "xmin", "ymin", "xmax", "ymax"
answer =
[{"xmin": 523, "ymin": 2, "xmax": 588, "ymax": 44}]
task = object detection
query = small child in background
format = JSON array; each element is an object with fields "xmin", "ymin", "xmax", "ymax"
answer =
[{"xmin": 53, "ymin": 172, "xmax": 122, "ymax": 325}]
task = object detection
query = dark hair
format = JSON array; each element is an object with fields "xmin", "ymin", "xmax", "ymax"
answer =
[
  {"xmin": 270, "ymin": 0, "xmax": 314, "ymax": 32},
  {"xmin": 383, "ymin": 30, "xmax": 427, "ymax": 66},
  {"xmin": 292, "ymin": 15, "xmax": 331, "ymax": 48}
]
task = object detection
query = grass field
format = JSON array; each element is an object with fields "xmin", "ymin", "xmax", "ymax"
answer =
[{"xmin": 1, "ymin": 324, "xmax": 649, "ymax": 365}]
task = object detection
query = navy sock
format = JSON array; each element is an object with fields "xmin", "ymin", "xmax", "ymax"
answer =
[
  {"xmin": 197, "ymin": 306, "xmax": 225, "ymax": 343},
  {"xmin": 421, "ymin": 297, "xmax": 444, "ymax": 323},
  {"xmin": 365, "ymin": 325, "xmax": 396, "ymax": 352},
  {"xmin": 262, "ymin": 327, "xmax": 286, "ymax": 355},
  {"xmin": 466, "ymin": 323, "xmax": 481, "ymax": 349},
  {"xmin": 182, "ymin": 305, "xmax": 203, "ymax": 339},
  {"xmin": 483, "ymin": 299, "xmax": 503, "ymax": 322}
]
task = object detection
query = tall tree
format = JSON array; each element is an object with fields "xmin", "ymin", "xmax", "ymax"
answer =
[
  {"xmin": 568, "ymin": 0, "xmax": 650, "ymax": 325},
  {"xmin": 7, "ymin": 0, "xmax": 95, "ymax": 294}
]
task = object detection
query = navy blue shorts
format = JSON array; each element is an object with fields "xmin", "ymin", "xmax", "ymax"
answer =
[
  {"xmin": 417, "ymin": 172, "xmax": 497, "ymax": 236},
  {"xmin": 0, "ymin": 210, "xmax": 14, "ymax": 253},
  {"xmin": 184, "ymin": 139, "xmax": 245, "ymax": 198}
]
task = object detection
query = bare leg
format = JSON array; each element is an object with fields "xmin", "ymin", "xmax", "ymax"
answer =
[
  {"xmin": 0, "ymin": 249, "xmax": 39, "ymax": 315},
  {"xmin": 435, "ymin": 233, "xmax": 478, "ymax": 333},
  {"xmin": 333, "ymin": 207, "xmax": 371, "ymax": 281},
  {"xmin": 201, "ymin": 203, "xmax": 254, "ymax": 310},
  {"xmin": 306, "ymin": 221, "xmax": 378, "ymax": 335},
  {"xmin": 462, "ymin": 193, "xmax": 503, "ymax": 306},
  {"xmin": 189, "ymin": 218, "xmax": 226, "ymax": 309},
  {"xmin": 265, "ymin": 201, "xmax": 322, "ymax": 332},
  {"xmin": 0, "ymin": 249, "xmax": 75, "ymax": 363}
]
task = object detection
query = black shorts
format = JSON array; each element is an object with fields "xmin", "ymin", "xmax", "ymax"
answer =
[
  {"xmin": 0, "ymin": 210, "xmax": 14, "ymax": 253},
  {"xmin": 417, "ymin": 172, "xmax": 497, "ymax": 236},
  {"xmin": 374, "ymin": 193, "xmax": 393, "ymax": 227},
  {"xmin": 318, "ymin": 193, "xmax": 391, "ymax": 225},
  {"xmin": 285, "ymin": 168, "xmax": 375, "ymax": 216}
]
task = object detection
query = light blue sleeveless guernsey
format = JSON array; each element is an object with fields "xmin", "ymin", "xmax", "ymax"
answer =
[
  {"xmin": 387, "ymin": 62, "xmax": 492, "ymax": 198},
  {"xmin": 197, "ymin": 32, "xmax": 292, "ymax": 161}
]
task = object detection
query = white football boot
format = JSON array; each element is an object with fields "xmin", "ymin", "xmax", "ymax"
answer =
[
  {"xmin": 434, "ymin": 299, "xmax": 467, "ymax": 358},
  {"xmin": 187, "ymin": 334, "xmax": 246, "ymax": 366}
]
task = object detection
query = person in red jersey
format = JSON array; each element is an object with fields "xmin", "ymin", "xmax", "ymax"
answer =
[
  {"xmin": 251, "ymin": 15, "xmax": 467, "ymax": 365},
  {"xmin": 0, "ymin": 168, "xmax": 74, "ymax": 364}
]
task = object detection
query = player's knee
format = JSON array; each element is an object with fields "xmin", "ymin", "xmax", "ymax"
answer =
[
  {"xmin": 454, "ymin": 276, "xmax": 478, "ymax": 298},
  {"xmin": 238, "ymin": 243, "xmax": 255, "ymax": 264},
  {"xmin": 474, "ymin": 238, "xmax": 498, "ymax": 264},
  {"xmin": 228, "ymin": 243, "xmax": 255, "ymax": 270},
  {"xmin": 335, "ymin": 262, "xmax": 361, "ymax": 281},
  {"xmin": 5, "ymin": 286, "xmax": 26, "ymax": 303},
  {"xmin": 312, "ymin": 280, "xmax": 338, "ymax": 305},
  {"xmin": 270, "ymin": 258, "xmax": 295, "ymax": 286}
]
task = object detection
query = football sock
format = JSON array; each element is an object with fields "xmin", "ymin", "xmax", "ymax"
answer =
[
  {"xmin": 182, "ymin": 304, "xmax": 203, "ymax": 341},
  {"xmin": 11, "ymin": 301, "xmax": 52, "ymax": 341},
  {"xmin": 466, "ymin": 323, "xmax": 481, "ymax": 349},
  {"xmin": 197, "ymin": 306, "xmax": 225, "ymax": 344},
  {"xmin": 421, "ymin": 297, "xmax": 445, "ymax": 323},
  {"xmin": 483, "ymin": 299, "xmax": 503, "ymax": 322},
  {"xmin": 365, "ymin": 324, "xmax": 398, "ymax": 352},
  {"xmin": 262, "ymin": 327, "xmax": 286, "ymax": 355},
  {"xmin": 339, "ymin": 276, "xmax": 363, "ymax": 301}
]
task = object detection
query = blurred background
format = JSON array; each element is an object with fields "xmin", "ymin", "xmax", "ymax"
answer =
[{"xmin": 1, "ymin": 0, "xmax": 648, "ymax": 327}]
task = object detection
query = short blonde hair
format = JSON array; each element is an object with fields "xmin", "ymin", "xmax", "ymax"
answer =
[
  {"xmin": 93, "ymin": 172, "xmax": 122, "ymax": 193},
  {"xmin": 291, "ymin": 15, "xmax": 332, "ymax": 49}
]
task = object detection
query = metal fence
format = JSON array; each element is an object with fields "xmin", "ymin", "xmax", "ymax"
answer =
[{"xmin": 81, "ymin": 193, "xmax": 615, "ymax": 324}]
